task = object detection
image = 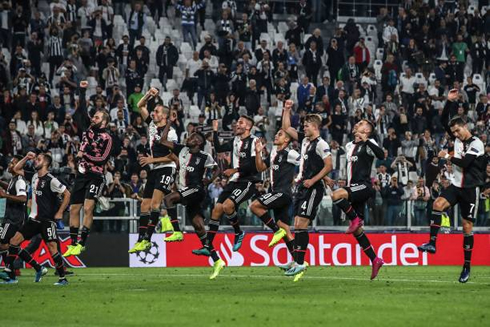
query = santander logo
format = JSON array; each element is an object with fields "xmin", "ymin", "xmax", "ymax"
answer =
[{"xmin": 209, "ymin": 235, "xmax": 245, "ymax": 266}]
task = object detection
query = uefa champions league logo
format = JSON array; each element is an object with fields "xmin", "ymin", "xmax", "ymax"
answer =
[
  {"xmin": 137, "ymin": 241, "xmax": 160, "ymax": 265},
  {"xmin": 209, "ymin": 235, "xmax": 244, "ymax": 267}
]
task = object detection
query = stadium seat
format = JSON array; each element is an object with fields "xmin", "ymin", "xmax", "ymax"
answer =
[
  {"xmin": 365, "ymin": 37, "xmax": 376, "ymax": 66},
  {"xmin": 473, "ymin": 74, "xmax": 485, "ymax": 92},
  {"xmin": 189, "ymin": 105, "xmax": 201, "ymax": 122},
  {"xmin": 278, "ymin": 22, "xmax": 288, "ymax": 34},
  {"xmin": 376, "ymin": 48, "xmax": 384, "ymax": 60},
  {"xmin": 482, "ymin": 6, "xmax": 488, "ymax": 16},
  {"xmin": 428, "ymin": 73, "xmax": 436, "ymax": 85},
  {"xmin": 150, "ymin": 79, "xmax": 163, "ymax": 90},
  {"xmin": 415, "ymin": 73, "xmax": 427, "ymax": 87},
  {"xmin": 468, "ymin": 5, "xmax": 476, "ymax": 15},
  {"xmin": 303, "ymin": 34, "xmax": 312, "ymax": 45},
  {"xmin": 373, "ymin": 60, "xmax": 383, "ymax": 82},
  {"xmin": 367, "ymin": 24, "xmax": 377, "ymax": 38}
]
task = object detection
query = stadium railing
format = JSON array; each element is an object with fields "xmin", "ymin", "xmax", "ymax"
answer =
[{"xmin": 42, "ymin": 197, "xmax": 489, "ymax": 234}]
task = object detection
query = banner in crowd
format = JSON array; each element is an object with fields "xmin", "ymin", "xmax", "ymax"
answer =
[{"xmin": 129, "ymin": 233, "xmax": 490, "ymax": 268}]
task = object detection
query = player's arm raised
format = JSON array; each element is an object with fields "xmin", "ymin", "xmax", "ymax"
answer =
[
  {"xmin": 137, "ymin": 87, "xmax": 159, "ymax": 121},
  {"xmin": 281, "ymin": 99, "xmax": 299, "ymax": 141},
  {"xmin": 254, "ymin": 139, "xmax": 268, "ymax": 172},
  {"xmin": 212, "ymin": 120, "xmax": 233, "ymax": 153},
  {"xmin": 441, "ymin": 88, "xmax": 459, "ymax": 136},
  {"xmin": 13, "ymin": 151, "xmax": 36, "ymax": 177}
]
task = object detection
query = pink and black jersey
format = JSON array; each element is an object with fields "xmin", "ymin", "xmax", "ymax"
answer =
[{"xmin": 79, "ymin": 127, "xmax": 113, "ymax": 176}]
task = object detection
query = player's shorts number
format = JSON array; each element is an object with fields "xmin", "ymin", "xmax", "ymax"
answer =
[
  {"xmin": 232, "ymin": 189, "xmax": 242, "ymax": 197},
  {"xmin": 47, "ymin": 227, "xmax": 55, "ymax": 239},
  {"xmin": 301, "ymin": 201, "xmax": 307, "ymax": 210},
  {"xmin": 160, "ymin": 175, "xmax": 172, "ymax": 185},
  {"xmin": 469, "ymin": 204, "xmax": 475, "ymax": 215},
  {"xmin": 89, "ymin": 184, "xmax": 99, "ymax": 194}
]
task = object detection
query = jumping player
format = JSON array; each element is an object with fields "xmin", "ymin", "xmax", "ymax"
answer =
[
  {"xmin": 3, "ymin": 152, "xmax": 70, "ymax": 285},
  {"xmin": 195, "ymin": 116, "xmax": 261, "ymax": 255},
  {"xmin": 128, "ymin": 87, "xmax": 178, "ymax": 253},
  {"xmin": 250, "ymin": 111, "xmax": 300, "ymax": 255},
  {"xmin": 159, "ymin": 111, "xmax": 225, "ymax": 279},
  {"xmin": 325, "ymin": 119, "xmax": 385, "ymax": 280},
  {"xmin": 281, "ymin": 100, "xmax": 332, "ymax": 281},
  {"xmin": 418, "ymin": 89, "xmax": 486, "ymax": 283},
  {"xmin": 64, "ymin": 87, "xmax": 113, "ymax": 257},
  {"xmin": 0, "ymin": 155, "xmax": 48, "ymax": 282}
]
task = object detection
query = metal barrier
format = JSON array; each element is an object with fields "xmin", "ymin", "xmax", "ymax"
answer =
[
  {"xmin": 337, "ymin": 0, "xmax": 400, "ymax": 23},
  {"xmin": 66, "ymin": 197, "xmax": 490, "ymax": 233}
]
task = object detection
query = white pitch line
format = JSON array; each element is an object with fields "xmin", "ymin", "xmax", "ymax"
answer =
[{"xmin": 74, "ymin": 273, "xmax": 487, "ymax": 285}]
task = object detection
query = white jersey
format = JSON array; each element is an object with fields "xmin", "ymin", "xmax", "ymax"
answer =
[
  {"xmin": 148, "ymin": 120, "xmax": 178, "ymax": 169},
  {"xmin": 451, "ymin": 136, "xmax": 485, "ymax": 188}
]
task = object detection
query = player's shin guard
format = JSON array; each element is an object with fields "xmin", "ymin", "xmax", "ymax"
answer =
[
  {"xmin": 167, "ymin": 207, "xmax": 180, "ymax": 232},
  {"xmin": 463, "ymin": 233, "xmax": 474, "ymax": 269},
  {"xmin": 206, "ymin": 219, "xmax": 220, "ymax": 246},
  {"xmin": 145, "ymin": 210, "xmax": 160, "ymax": 240},
  {"xmin": 259, "ymin": 213, "xmax": 279, "ymax": 232},
  {"xmin": 294, "ymin": 229, "xmax": 308, "ymax": 265},
  {"xmin": 70, "ymin": 226, "xmax": 79, "ymax": 245},
  {"xmin": 52, "ymin": 252, "xmax": 65, "ymax": 278},
  {"xmin": 333, "ymin": 198, "xmax": 358, "ymax": 220},
  {"xmin": 429, "ymin": 210, "xmax": 443, "ymax": 246},
  {"xmin": 79, "ymin": 226, "xmax": 90, "ymax": 246},
  {"xmin": 226, "ymin": 212, "xmax": 242, "ymax": 234},
  {"xmin": 138, "ymin": 212, "xmax": 150, "ymax": 242},
  {"xmin": 355, "ymin": 232, "xmax": 377, "ymax": 262}
]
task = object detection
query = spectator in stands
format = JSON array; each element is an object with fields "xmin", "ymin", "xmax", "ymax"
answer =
[
  {"xmin": 128, "ymin": 1, "xmax": 146, "ymax": 47},
  {"xmin": 194, "ymin": 59, "xmax": 215, "ymax": 108},
  {"xmin": 412, "ymin": 177, "xmax": 430, "ymax": 226},
  {"xmin": 384, "ymin": 175, "xmax": 404, "ymax": 226},
  {"xmin": 353, "ymin": 37, "xmax": 370, "ymax": 73},
  {"xmin": 302, "ymin": 40, "xmax": 322, "ymax": 86},
  {"xmin": 156, "ymin": 36, "xmax": 179, "ymax": 90}
]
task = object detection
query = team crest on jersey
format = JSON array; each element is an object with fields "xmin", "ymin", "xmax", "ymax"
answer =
[
  {"xmin": 195, "ymin": 157, "xmax": 201, "ymax": 165},
  {"xmin": 278, "ymin": 155, "xmax": 283, "ymax": 163},
  {"xmin": 244, "ymin": 142, "xmax": 249, "ymax": 150},
  {"xmin": 40, "ymin": 180, "xmax": 46, "ymax": 188}
]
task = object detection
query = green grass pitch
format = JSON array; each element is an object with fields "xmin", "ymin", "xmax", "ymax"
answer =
[{"xmin": 1, "ymin": 266, "xmax": 490, "ymax": 326}]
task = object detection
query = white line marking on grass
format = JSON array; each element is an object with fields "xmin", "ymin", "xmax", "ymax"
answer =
[{"xmin": 75, "ymin": 273, "xmax": 488, "ymax": 285}]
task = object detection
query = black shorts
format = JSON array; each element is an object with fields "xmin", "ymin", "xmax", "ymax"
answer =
[
  {"xmin": 143, "ymin": 167, "xmax": 176, "ymax": 198},
  {"xmin": 71, "ymin": 174, "xmax": 105, "ymax": 205},
  {"xmin": 345, "ymin": 182, "xmax": 375, "ymax": 219},
  {"xmin": 440, "ymin": 185, "xmax": 481, "ymax": 223},
  {"xmin": 19, "ymin": 219, "xmax": 58, "ymax": 243},
  {"xmin": 293, "ymin": 184, "xmax": 325, "ymax": 220},
  {"xmin": 217, "ymin": 181, "xmax": 258, "ymax": 206},
  {"xmin": 178, "ymin": 187, "xmax": 206, "ymax": 219},
  {"xmin": 0, "ymin": 222, "xmax": 20, "ymax": 244},
  {"xmin": 257, "ymin": 192, "xmax": 292, "ymax": 224}
]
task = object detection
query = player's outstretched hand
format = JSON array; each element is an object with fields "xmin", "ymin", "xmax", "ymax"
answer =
[
  {"xmin": 285, "ymin": 99, "xmax": 294, "ymax": 111},
  {"xmin": 447, "ymin": 88, "xmax": 459, "ymax": 102}
]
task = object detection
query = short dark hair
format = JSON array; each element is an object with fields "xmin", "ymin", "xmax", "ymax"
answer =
[
  {"xmin": 449, "ymin": 116, "xmax": 467, "ymax": 128},
  {"xmin": 42, "ymin": 153, "xmax": 53, "ymax": 168},
  {"xmin": 240, "ymin": 115, "xmax": 254, "ymax": 127},
  {"xmin": 361, "ymin": 119, "xmax": 376, "ymax": 136},
  {"xmin": 13, "ymin": 154, "xmax": 23, "ymax": 161}
]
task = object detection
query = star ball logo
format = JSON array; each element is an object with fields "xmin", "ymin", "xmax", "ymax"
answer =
[{"xmin": 137, "ymin": 241, "xmax": 160, "ymax": 265}]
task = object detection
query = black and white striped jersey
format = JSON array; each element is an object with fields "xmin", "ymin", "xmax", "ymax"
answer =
[
  {"xmin": 213, "ymin": 132, "xmax": 261, "ymax": 183},
  {"xmin": 450, "ymin": 136, "xmax": 485, "ymax": 188},
  {"xmin": 345, "ymin": 139, "xmax": 384, "ymax": 186},
  {"xmin": 174, "ymin": 143, "xmax": 216, "ymax": 188},
  {"xmin": 296, "ymin": 134, "xmax": 331, "ymax": 186},
  {"xmin": 4, "ymin": 175, "xmax": 27, "ymax": 226},
  {"xmin": 266, "ymin": 146, "xmax": 300, "ymax": 195},
  {"xmin": 28, "ymin": 173, "xmax": 66, "ymax": 221},
  {"xmin": 146, "ymin": 117, "xmax": 178, "ymax": 170}
]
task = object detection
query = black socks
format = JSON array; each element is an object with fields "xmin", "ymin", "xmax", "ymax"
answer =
[{"xmin": 429, "ymin": 210, "xmax": 443, "ymax": 246}]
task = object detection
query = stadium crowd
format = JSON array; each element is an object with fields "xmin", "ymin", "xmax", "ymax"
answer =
[{"xmin": 0, "ymin": 0, "xmax": 489, "ymax": 232}]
